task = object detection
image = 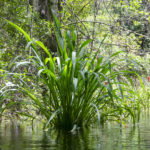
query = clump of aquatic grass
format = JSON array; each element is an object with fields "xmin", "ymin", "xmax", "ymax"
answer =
[{"xmin": 7, "ymin": 17, "xmax": 139, "ymax": 130}]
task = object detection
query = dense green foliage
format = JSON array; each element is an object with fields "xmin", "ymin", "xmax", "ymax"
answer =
[{"xmin": 0, "ymin": 0, "xmax": 149, "ymax": 130}]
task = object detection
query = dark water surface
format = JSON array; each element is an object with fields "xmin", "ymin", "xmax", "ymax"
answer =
[{"xmin": 0, "ymin": 112, "xmax": 150, "ymax": 150}]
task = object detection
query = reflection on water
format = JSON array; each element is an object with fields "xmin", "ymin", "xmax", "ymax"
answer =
[{"xmin": 0, "ymin": 111, "xmax": 150, "ymax": 150}]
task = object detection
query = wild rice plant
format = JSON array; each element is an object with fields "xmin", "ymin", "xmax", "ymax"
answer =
[{"xmin": 7, "ymin": 17, "xmax": 138, "ymax": 130}]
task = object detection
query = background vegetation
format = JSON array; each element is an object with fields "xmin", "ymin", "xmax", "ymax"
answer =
[{"xmin": 0, "ymin": 0, "xmax": 150, "ymax": 130}]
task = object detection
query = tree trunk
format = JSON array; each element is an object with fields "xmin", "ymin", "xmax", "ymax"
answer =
[{"xmin": 31, "ymin": 0, "xmax": 63, "ymax": 53}]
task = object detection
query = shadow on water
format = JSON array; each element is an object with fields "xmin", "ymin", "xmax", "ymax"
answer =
[{"xmin": 0, "ymin": 112, "xmax": 150, "ymax": 150}]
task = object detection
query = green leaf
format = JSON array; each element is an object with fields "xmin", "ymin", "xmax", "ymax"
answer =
[
  {"xmin": 6, "ymin": 20, "xmax": 31, "ymax": 42},
  {"xmin": 79, "ymin": 39, "xmax": 92, "ymax": 51}
]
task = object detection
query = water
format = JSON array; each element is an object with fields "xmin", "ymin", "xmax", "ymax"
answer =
[{"xmin": 0, "ymin": 112, "xmax": 150, "ymax": 150}]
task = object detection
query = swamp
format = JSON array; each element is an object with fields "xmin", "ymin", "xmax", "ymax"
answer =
[{"xmin": 0, "ymin": 0, "xmax": 150, "ymax": 149}]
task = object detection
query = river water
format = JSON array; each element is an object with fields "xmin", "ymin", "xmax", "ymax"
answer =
[{"xmin": 0, "ymin": 112, "xmax": 150, "ymax": 150}]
